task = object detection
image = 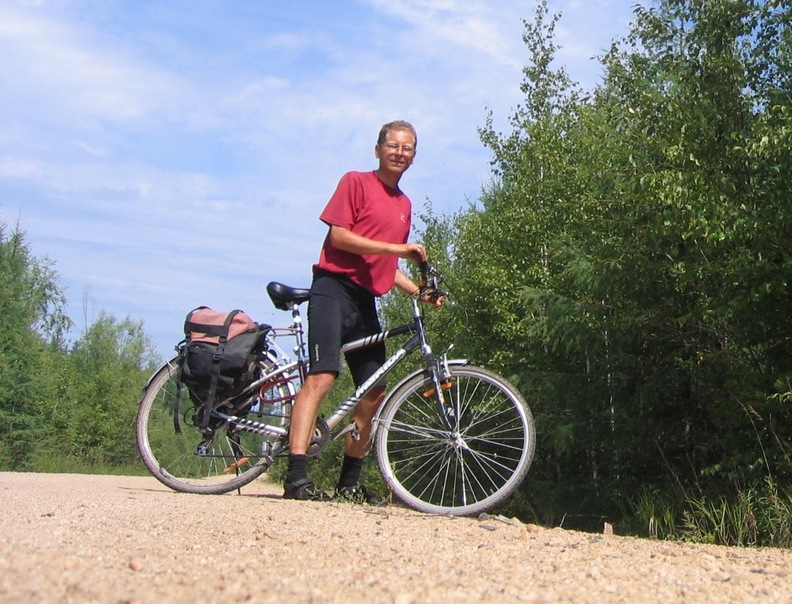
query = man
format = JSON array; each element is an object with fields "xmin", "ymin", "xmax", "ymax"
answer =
[{"xmin": 284, "ymin": 120, "xmax": 429, "ymax": 502}]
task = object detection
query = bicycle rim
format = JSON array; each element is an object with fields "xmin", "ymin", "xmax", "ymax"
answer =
[
  {"xmin": 375, "ymin": 365, "xmax": 535, "ymax": 515},
  {"xmin": 135, "ymin": 357, "xmax": 290, "ymax": 494}
]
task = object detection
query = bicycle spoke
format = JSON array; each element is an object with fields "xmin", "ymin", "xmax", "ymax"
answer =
[
  {"xmin": 377, "ymin": 365, "xmax": 535, "ymax": 515},
  {"xmin": 136, "ymin": 357, "xmax": 292, "ymax": 494},
  {"xmin": 384, "ymin": 419, "xmax": 450, "ymax": 441}
]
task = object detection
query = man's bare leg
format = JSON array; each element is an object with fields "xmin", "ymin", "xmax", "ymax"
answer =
[
  {"xmin": 283, "ymin": 372, "xmax": 335, "ymax": 500},
  {"xmin": 345, "ymin": 386, "xmax": 386, "ymax": 458},
  {"xmin": 335, "ymin": 386, "xmax": 386, "ymax": 503},
  {"xmin": 288, "ymin": 372, "xmax": 335, "ymax": 454}
]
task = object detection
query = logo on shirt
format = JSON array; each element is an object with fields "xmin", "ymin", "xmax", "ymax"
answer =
[{"xmin": 400, "ymin": 212, "xmax": 407, "ymax": 223}]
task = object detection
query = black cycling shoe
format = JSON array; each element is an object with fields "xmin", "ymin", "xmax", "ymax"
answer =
[
  {"xmin": 283, "ymin": 478, "xmax": 332, "ymax": 502},
  {"xmin": 334, "ymin": 484, "xmax": 386, "ymax": 506}
]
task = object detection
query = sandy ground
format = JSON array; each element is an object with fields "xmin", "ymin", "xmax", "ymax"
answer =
[{"xmin": 1, "ymin": 472, "xmax": 791, "ymax": 603}]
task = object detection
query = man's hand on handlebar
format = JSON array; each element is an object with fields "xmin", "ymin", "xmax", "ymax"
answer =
[
  {"xmin": 397, "ymin": 243, "xmax": 427, "ymax": 265},
  {"xmin": 415, "ymin": 261, "xmax": 448, "ymax": 307},
  {"xmin": 395, "ymin": 252, "xmax": 447, "ymax": 307},
  {"xmin": 418, "ymin": 290, "xmax": 446, "ymax": 308}
]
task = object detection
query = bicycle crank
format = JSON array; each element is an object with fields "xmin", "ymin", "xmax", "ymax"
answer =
[{"xmin": 306, "ymin": 417, "xmax": 330, "ymax": 458}]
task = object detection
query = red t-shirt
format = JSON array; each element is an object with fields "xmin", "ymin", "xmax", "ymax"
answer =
[{"xmin": 315, "ymin": 170, "xmax": 412, "ymax": 296}]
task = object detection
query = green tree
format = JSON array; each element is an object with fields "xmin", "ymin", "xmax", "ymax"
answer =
[
  {"xmin": 0, "ymin": 219, "xmax": 160, "ymax": 473},
  {"xmin": 592, "ymin": 0, "xmax": 792, "ymax": 513},
  {"xmin": 0, "ymin": 223, "xmax": 72, "ymax": 467},
  {"xmin": 443, "ymin": 0, "xmax": 792, "ymax": 533},
  {"xmin": 44, "ymin": 313, "xmax": 160, "ymax": 469}
]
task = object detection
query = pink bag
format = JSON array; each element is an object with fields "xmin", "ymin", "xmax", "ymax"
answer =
[{"xmin": 184, "ymin": 308, "xmax": 257, "ymax": 344}]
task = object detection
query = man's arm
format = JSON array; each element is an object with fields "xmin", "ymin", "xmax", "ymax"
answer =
[
  {"xmin": 330, "ymin": 225, "xmax": 443, "ymax": 304},
  {"xmin": 328, "ymin": 225, "xmax": 426, "ymax": 263},
  {"xmin": 394, "ymin": 269, "xmax": 419, "ymax": 297}
]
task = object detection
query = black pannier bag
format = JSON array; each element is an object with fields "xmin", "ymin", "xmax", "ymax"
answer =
[{"xmin": 179, "ymin": 307, "xmax": 270, "ymax": 429}]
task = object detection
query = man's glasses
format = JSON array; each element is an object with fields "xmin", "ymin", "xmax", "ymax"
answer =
[{"xmin": 380, "ymin": 142, "xmax": 415, "ymax": 154}]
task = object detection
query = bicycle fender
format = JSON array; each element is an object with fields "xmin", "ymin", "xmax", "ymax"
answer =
[
  {"xmin": 141, "ymin": 357, "xmax": 181, "ymax": 392},
  {"xmin": 371, "ymin": 358, "xmax": 469, "ymax": 430}
]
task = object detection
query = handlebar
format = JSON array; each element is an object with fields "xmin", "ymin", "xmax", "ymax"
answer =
[{"xmin": 417, "ymin": 260, "xmax": 448, "ymax": 304}]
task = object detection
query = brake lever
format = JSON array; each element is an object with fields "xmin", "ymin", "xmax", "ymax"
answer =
[{"xmin": 417, "ymin": 261, "xmax": 448, "ymax": 304}]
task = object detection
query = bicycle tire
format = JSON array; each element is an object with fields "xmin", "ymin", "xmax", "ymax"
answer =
[
  {"xmin": 375, "ymin": 365, "xmax": 535, "ymax": 516},
  {"xmin": 136, "ymin": 356, "xmax": 291, "ymax": 494}
]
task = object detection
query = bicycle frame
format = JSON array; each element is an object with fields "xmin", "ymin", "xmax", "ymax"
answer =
[{"xmin": 216, "ymin": 293, "xmax": 464, "ymax": 450}]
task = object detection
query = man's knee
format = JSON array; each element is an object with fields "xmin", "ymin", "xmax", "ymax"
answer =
[
  {"xmin": 304, "ymin": 371, "xmax": 336, "ymax": 394},
  {"xmin": 356, "ymin": 387, "xmax": 386, "ymax": 415},
  {"xmin": 294, "ymin": 372, "xmax": 336, "ymax": 413}
]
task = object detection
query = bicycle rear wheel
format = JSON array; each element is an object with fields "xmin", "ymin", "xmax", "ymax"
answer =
[
  {"xmin": 136, "ymin": 357, "xmax": 291, "ymax": 494},
  {"xmin": 375, "ymin": 365, "xmax": 535, "ymax": 515}
]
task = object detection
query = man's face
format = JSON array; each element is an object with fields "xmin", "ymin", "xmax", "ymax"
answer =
[{"xmin": 376, "ymin": 128, "xmax": 416, "ymax": 177}]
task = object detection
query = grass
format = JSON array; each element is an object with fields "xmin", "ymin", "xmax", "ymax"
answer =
[{"xmin": 631, "ymin": 478, "xmax": 792, "ymax": 548}]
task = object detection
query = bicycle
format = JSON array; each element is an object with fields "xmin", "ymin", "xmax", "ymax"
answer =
[{"xmin": 136, "ymin": 262, "xmax": 536, "ymax": 515}]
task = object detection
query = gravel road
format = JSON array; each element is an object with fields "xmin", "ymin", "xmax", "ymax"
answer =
[{"xmin": 1, "ymin": 472, "xmax": 791, "ymax": 603}]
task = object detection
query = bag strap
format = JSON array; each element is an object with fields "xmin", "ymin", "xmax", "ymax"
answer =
[
  {"xmin": 183, "ymin": 306, "xmax": 208, "ymax": 342},
  {"xmin": 200, "ymin": 310, "xmax": 243, "ymax": 430},
  {"xmin": 184, "ymin": 322, "xmax": 227, "ymax": 338},
  {"xmin": 239, "ymin": 325, "xmax": 269, "ymax": 384},
  {"xmin": 185, "ymin": 308, "xmax": 243, "ymax": 342}
]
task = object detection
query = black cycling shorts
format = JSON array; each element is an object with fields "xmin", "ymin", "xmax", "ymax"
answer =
[{"xmin": 306, "ymin": 270, "xmax": 386, "ymax": 388}]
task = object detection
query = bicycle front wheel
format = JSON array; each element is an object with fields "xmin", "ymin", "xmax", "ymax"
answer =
[
  {"xmin": 375, "ymin": 365, "xmax": 535, "ymax": 515},
  {"xmin": 136, "ymin": 357, "xmax": 290, "ymax": 494}
]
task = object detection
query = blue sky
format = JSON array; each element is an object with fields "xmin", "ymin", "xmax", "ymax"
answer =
[{"xmin": 0, "ymin": 0, "xmax": 638, "ymax": 359}]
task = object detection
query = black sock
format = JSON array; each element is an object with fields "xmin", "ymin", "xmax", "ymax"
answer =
[
  {"xmin": 286, "ymin": 454, "xmax": 308, "ymax": 485},
  {"xmin": 337, "ymin": 454, "xmax": 364, "ymax": 489}
]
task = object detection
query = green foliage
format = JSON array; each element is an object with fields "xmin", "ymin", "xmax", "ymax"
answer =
[
  {"xmin": 0, "ymin": 223, "xmax": 72, "ymax": 467},
  {"xmin": 630, "ymin": 478, "xmax": 792, "ymax": 547},
  {"xmin": 417, "ymin": 0, "xmax": 792, "ymax": 540},
  {"xmin": 51, "ymin": 313, "xmax": 159, "ymax": 468},
  {"xmin": 0, "ymin": 220, "xmax": 160, "ymax": 473},
  {"xmin": 629, "ymin": 487, "xmax": 682, "ymax": 540},
  {"xmin": 0, "ymin": 223, "xmax": 72, "ymax": 347}
]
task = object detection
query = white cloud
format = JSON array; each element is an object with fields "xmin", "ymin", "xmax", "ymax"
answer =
[
  {"xmin": 0, "ymin": 6, "xmax": 180, "ymax": 125},
  {"xmin": 365, "ymin": 0, "xmax": 524, "ymax": 64},
  {"xmin": 0, "ymin": 0, "xmax": 638, "ymax": 357}
]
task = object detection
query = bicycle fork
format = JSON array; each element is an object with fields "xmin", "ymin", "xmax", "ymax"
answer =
[{"xmin": 422, "ymin": 352, "xmax": 458, "ymax": 432}]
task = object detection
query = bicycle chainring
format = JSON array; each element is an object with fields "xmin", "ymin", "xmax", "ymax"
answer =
[{"xmin": 306, "ymin": 416, "xmax": 330, "ymax": 458}]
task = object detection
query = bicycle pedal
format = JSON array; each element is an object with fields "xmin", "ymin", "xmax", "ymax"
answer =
[{"xmin": 337, "ymin": 422, "xmax": 361, "ymax": 441}]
